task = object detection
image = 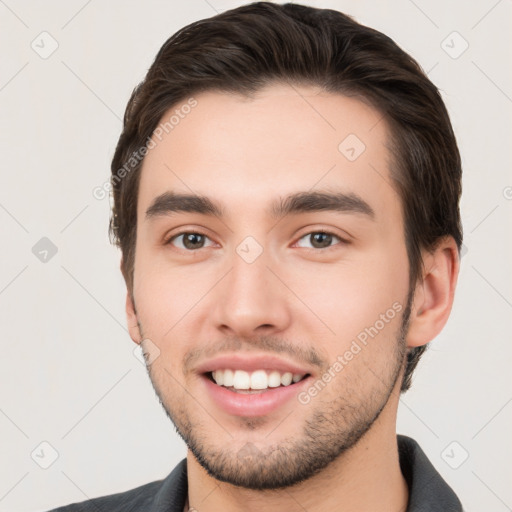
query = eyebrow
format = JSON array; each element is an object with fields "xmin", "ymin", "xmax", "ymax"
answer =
[{"xmin": 145, "ymin": 190, "xmax": 375, "ymax": 221}]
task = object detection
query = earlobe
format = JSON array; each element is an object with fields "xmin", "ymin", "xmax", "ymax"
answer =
[{"xmin": 406, "ymin": 237, "xmax": 460, "ymax": 348}]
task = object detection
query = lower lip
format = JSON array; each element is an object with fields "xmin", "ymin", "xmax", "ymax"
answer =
[{"xmin": 201, "ymin": 374, "xmax": 311, "ymax": 417}]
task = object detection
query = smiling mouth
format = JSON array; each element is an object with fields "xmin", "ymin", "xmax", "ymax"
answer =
[{"xmin": 205, "ymin": 369, "xmax": 310, "ymax": 393}]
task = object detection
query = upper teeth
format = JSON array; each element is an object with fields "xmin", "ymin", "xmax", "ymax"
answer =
[{"xmin": 212, "ymin": 369, "xmax": 305, "ymax": 390}]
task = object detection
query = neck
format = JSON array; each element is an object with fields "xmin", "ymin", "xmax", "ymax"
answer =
[{"xmin": 186, "ymin": 401, "xmax": 409, "ymax": 512}]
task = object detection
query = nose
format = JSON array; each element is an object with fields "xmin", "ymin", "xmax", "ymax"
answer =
[{"xmin": 211, "ymin": 248, "xmax": 292, "ymax": 339}]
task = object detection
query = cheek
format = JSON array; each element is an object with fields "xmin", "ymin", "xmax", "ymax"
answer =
[
  {"xmin": 133, "ymin": 249, "xmax": 205, "ymax": 329},
  {"xmin": 280, "ymin": 247, "xmax": 408, "ymax": 348}
]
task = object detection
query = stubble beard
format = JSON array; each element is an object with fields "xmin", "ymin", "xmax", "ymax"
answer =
[{"xmin": 143, "ymin": 293, "xmax": 412, "ymax": 490}]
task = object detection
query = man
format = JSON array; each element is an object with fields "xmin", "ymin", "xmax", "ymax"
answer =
[{"xmin": 49, "ymin": 2, "xmax": 464, "ymax": 510}]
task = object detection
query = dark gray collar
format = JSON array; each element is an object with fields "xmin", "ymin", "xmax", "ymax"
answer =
[
  {"xmin": 398, "ymin": 434, "xmax": 463, "ymax": 511},
  {"xmin": 152, "ymin": 435, "xmax": 462, "ymax": 511}
]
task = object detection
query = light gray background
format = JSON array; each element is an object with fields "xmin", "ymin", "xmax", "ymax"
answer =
[{"xmin": 1, "ymin": 1, "xmax": 511, "ymax": 511}]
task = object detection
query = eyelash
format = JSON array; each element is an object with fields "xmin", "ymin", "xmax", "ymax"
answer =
[{"xmin": 164, "ymin": 229, "xmax": 348, "ymax": 252}]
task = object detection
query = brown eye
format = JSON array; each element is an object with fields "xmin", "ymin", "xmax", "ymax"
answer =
[
  {"xmin": 168, "ymin": 232, "xmax": 213, "ymax": 250},
  {"xmin": 296, "ymin": 231, "xmax": 344, "ymax": 250}
]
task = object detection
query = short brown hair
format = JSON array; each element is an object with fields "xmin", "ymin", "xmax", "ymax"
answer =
[{"xmin": 109, "ymin": 2, "xmax": 463, "ymax": 392}]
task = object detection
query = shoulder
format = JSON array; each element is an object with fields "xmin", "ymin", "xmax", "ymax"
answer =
[
  {"xmin": 44, "ymin": 459, "xmax": 188, "ymax": 512},
  {"xmin": 46, "ymin": 480, "xmax": 162, "ymax": 512}
]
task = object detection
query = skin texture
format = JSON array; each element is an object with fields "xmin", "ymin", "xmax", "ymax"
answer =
[{"xmin": 125, "ymin": 84, "xmax": 459, "ymax": 511}]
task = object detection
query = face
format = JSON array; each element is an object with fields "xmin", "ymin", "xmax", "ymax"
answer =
[{"xmin": 128, "ymin": 83, "xmax": 412, "ymax": 489}]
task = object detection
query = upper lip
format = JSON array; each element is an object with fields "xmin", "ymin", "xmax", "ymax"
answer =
[{"xmin": 196, "ymin": 353, "xmax": 313, "ymax": 376}]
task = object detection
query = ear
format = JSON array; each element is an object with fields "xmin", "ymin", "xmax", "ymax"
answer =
[
  {"xmin": 121, "ymin": 258, "xmax": 142, "ymax": 345},
  {"xmin": 126, "ymin": 292, "xmax": 143, "ymax": 345},
  {"xmin": 406, "ymin": 237, "xmax": 460, "ymax": 348}
]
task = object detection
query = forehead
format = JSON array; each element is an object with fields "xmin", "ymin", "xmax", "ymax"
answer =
[{"xmin": 137, "ymin": 83, "xmax": 399, "ymax": 222}]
